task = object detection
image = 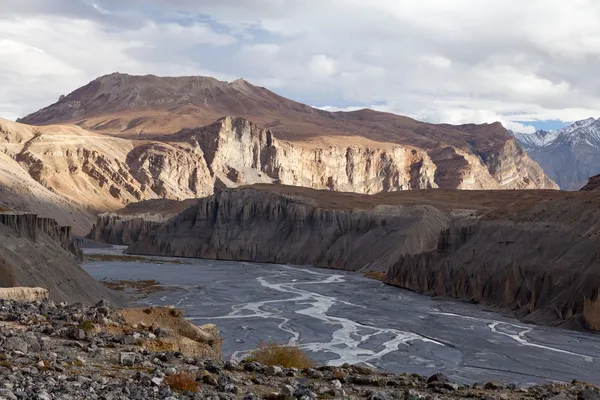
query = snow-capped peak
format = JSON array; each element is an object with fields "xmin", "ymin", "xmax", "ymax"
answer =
[
  {"xmin": 513, "ymin": 117, "xmax": 600, "ymax": 149},
  {"xmin": 512, "ymin": 129, "xmax": 560, "ymax": 148}
]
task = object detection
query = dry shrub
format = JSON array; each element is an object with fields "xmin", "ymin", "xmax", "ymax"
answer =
[
  {"xmin": 363, "ymin": 271, "xmax": 386, "ymax": 281},
  {"xmin": 249, "ymin": 341, "xmax": 315, "ymax": 369},
  {"xmin": 164, "ymin": 372, "xmax": 199, "ymax": 393}
]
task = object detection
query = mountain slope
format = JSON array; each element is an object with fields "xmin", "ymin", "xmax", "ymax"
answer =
[
  {"xmin": 581, "ymin": 174, "xmax": 600, "ymax": 191},
  {"xmin": 0, "ymin": 119, "xmax": 214, "ymax": 234},
  {"xmin": 18, "ymin": 73, "xmax": 557, "ymax": 191},
  {"xmin": 513, "ymin": 118, "xmax": 600, "ymax": 189}
]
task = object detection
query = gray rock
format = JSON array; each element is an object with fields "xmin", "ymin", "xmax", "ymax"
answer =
[
  {"xmin": 119, "ymin": 352, "xmax": 136, "ymax": 366},
  {"xmin": 2, "ymin": 337, "xmax": 28, "ymax": 354},
  {"xmin": 265, "ymin": 365, "xmax": 283, "ymax": 376},
  {"xmin": 368, "ymin": 392, "xmax": 392, "ymax": 400}
]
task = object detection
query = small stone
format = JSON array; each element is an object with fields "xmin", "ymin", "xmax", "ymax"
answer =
[
  {"xmin": 205, "ymin": 360, "xmax": 221, "ymax": 374},
  {"xmin": 224, "ymin": 383, "xmax": 239, "ymax": 394},
  {"xmin": 280, "ymin": 385, "xmax": 295, "ymax": 397},
  {"xmin": 484, "ymin": 381, "xmax": 506, "ymax": 390},
  {"xmin": 203, "ymin": 373, "xmax": 219, "ymax": 386},
  {"xmin": 242, "ymin": 392, "xmax": 256, "ymax": 400},
  {"xmin": 368, "ymin": 392, "xmax": 392, "ymax": 400},
  {"xmin": 331, "ymin": 380, "xmax": 342, "ymax": 390},
  {"xmin": 294, "ymin": 388, "xmax": 317, "ymax": 399},
  {"xmin": 265, "ymin": 365, "xmax": 283, "ymax": 376},
  {"xmin": 151, "ymin": 377, "xmax": 164, "ymax": 386},
  {"xmin": 224, "ymin": 360, "xmax": 239, "ymax": 371},
  {"xmin": 2, "ymin": 337, "xmax": 28, "ymax": 354},
  {"xmin": 75, "ymin": 356, "xmax": 86, "ymax": 366},
  {"xmin": 426, "ymin": 373, "xmax": 449, "ymax": 384},
  {"xmin": 37, "ymin": 391, "xmax": 52, "ymax": 400},
  {"xmin": 165, "ymin": 367, "xmax": 177, "ymax": 376},
  {"xmin": 119, "ymin": 352, "xmax": 136, "ymax": 366}
]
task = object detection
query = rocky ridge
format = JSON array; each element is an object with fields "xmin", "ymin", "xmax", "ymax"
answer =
[
  {"xmin": 0, "ymin": 298, "xmax": 597, "ymax": 399},
  {"xmin": 124, "ymin": 186, "xmax": 600, "ymax": 330}
]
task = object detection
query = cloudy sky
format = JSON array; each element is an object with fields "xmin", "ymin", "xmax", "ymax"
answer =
[{"xmin": 2, "ymin": 0, "xmax": 600, "ymax": 132}]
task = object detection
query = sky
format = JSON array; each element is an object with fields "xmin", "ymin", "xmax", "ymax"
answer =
[{"xmin": 2, "ymin": 1, "xmax": 600, "ymax": 133}]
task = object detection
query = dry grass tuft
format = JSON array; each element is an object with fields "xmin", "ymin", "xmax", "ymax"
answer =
[
  {"xmin": 363, "ymin": 271, "xmax": 386, "ymax": 281},
  {"xmin": 101, "ymin": 279, "xmax": 163, "ymax": 294},
  {"xmin": 164, "ymin": 372, "xmax": 199, "ymax": 393},
  {"xmin": 79, "ymin": 320, "xmax": 95, "ymax": 331},
  {"xmin": 249, "ymin": 341, "xmax": 315, "ymax": 369}
]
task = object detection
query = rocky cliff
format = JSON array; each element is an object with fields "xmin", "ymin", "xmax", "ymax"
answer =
[
  {"xmin": 0, "ymin": 212, "xmax": 122, "ymax": 305},
  {"xmin": 125, "ymin": 186, "xmax": 600, "ymax": 330},
  {"xmin": 87, "ymin": 198, "xmax": 198, "ymax": 245},
  {"xmin": 126, "ymin": 189, "xmax": 453, "ymax": 270},
  {"xmin": 171, "ymin": 117, "xmax": 438, "ymax": 192},
  {"xmin": 88, "ymin": 213, "xmax": 167, "ymax": 245}
]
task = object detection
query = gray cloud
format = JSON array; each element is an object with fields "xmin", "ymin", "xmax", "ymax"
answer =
[{"xmin": 2, "ymin": 0, "xmax": 600, "ymax": 132}]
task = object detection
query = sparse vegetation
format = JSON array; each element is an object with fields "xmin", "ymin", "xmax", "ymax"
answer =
[
  {"xmin": 79, "ymin": 320, "xmax": 95, "ymax": 331},
  {"xmin": 101, "ymin": 279, "xmax": 163, "ymax": 294},
  {"xmin": 249, "ymin": 341, "xmax": 315, "ymax": 369},
  {"xmin": 0, "ymin": 207, "xmax": 8, "ymax": 212},
  {"xmin": 363, "ymin": 271, "xmax": 386, "ymax": 281},
  {"xmin": 164, "ymin": 372, "xmax": 199, "ymax": 393},
  {"xmin": 86, "ymin": 254, "xmax": 190, "ymax": 264},
  {"xmin": 0, "ymin": 360, "xmax": 12, "ymax": 369}
]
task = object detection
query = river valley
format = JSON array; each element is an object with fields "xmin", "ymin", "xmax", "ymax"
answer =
[{"xmin": 83, "ymin": 247, "xmax": 600, "ymax": 386}]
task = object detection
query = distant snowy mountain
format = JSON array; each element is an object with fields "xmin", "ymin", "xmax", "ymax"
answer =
[{"xmin": 511, "ymin": 117, "xmax": 600, "ymax": 190}]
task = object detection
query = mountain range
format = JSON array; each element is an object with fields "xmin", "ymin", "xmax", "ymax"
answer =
[
  {"xmin": 0, "ymin": 73, "xmax": 557, "ymax": 233},
  {"xmin": 512, "ymin": 118, "xmax": 600, "ymax": 189}
]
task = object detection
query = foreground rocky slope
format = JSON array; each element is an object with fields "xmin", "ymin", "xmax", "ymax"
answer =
[
  {"xmin": 19, "ymin": 72, "xmax": 556, "ymax": 192},
  {"xmin": 0, "ymin": 212, "xmax": 120, "ymax": 305},
  {"xmin": 0, "ymin": 298, "xmax": 598, "ymax": 399},
  {"xmin": 126, "ymin": 186, "xmax": 600, "ymax": 330}
]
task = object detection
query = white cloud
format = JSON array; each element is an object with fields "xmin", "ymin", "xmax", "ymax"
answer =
[
  {"xmin": 2, "ymin": 0, "xmax": 600, "ymax": 131},
  {"xmin": 309, "ymin": 55, "xmax": 338, "ymax": 77}
]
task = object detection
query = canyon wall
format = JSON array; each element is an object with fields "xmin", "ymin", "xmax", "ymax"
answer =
[
  {"xmin": 88, "ymin": 213, "xmax": 167, "ymax": 245},
  {"xmin": 126, "ymin": 189, "xmax": 452, "ymax": 270},
  {"xmin": 125, "ymin": 187, "xmax": 600, "ymax": 330},
  {"xmin": 0, "ymin": 212, "xmax": 122, "ymax": 305}
]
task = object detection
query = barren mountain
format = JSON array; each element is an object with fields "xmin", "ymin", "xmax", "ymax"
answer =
[
  {"xmin": 513, "ymin": 118, "xmax": 600, "ymax": 189},
  {"xmin": 19, "ymin": 73, "xmax": 557, "ymax": 191}
]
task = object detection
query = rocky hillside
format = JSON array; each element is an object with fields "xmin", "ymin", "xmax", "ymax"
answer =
[
  {"xmin": 581, "ymin": 174, "xmax": 600, "ymax": 191},
  {"xmin": 512, "ymin": 118, "xmax": 600, "ymax": 189},
  {"xmin": 0, "ymin": 119, "xmax": 213, "ymax": 234},
  {"xmin": 0, "ymin": 212, "xmax": 121, "ymax": 304},
  {"xmin": 124, "ymin": 185, "xmax": 600, "ymax": 330},
  {"xmin": 18, "ymin": 72, "xmax": 556, "ymax": 192}
]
